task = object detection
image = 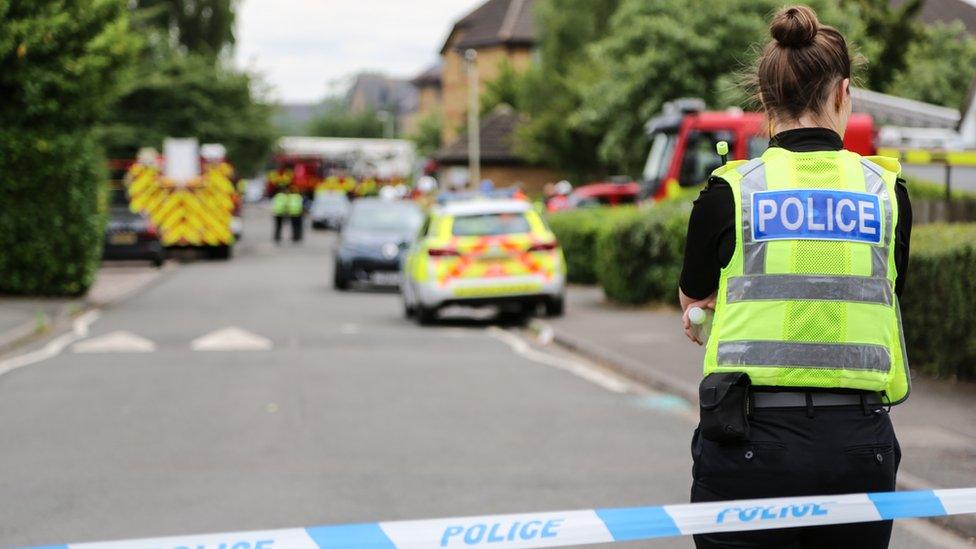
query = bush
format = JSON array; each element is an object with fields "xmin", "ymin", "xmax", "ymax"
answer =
[
  {"xmin": 594, "ymin": 202, "xmax": 691, "ymax": 304},
  {"xmin": 0, "ymin": 132, "xmax": 106, "ymax": 295},
  {"xmin": 900, "ymin": 223, "xmax": 976, "ymax": 380},
  {"xmin": 547, "ymin": 208, "xmax": 607, "ymax": 284},
  {"xmin": 0, "ymin": 0, "xmax": 137, "ymax": 296},
  {"xmin": 903, "ymin": 177, "xmax": 976, "ymax": 201}
]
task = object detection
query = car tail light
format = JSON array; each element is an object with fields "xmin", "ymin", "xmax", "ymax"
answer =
[
  {"xmin": 142, "ymin": 220, "xmax": 158, "ymax": 238},
  {"xmin": 528, "ymin": 241, "xmax": 558, "ymax": 252},
  {"xmin": 428, "ymin": 247, "xmax": 459, "ymax": 257}
]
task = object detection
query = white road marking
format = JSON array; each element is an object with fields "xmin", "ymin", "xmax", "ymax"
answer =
[
  {"xmin": 191, "ymin": 327, "xmax": 273, "ymax": 351},
  {"xmin": 72, "ymin": 330, "xmax": 156, "ymax": 353},
  {"xmin": 487, "ymin": 327, "xmax": 637, "ymax": 394},
  {"xmin": 0, "ymin": 310, "xmax": 101, "ymax": 377}
]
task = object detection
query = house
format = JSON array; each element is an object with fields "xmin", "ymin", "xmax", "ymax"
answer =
[
  {"xmin": 896, "ymin": 0, "xmax": 976, "ymax": 35},
  {"xmin": 410, "ymin": 0, "xmax": 564, "ymax": 192},
  {"xmin": 434, "ymin": 105, "xmax": 563, "ymax": 192},
  {"xmin": 410, "ymin": 62, "xmax": 443, "ymax": 121},
  {"xmin": 437, "ymin": 0, "xmax": 537, "ymax": 144},
  {"xmin": 346, "ymin": 72, "xmax": 418, "ymax": 136}
]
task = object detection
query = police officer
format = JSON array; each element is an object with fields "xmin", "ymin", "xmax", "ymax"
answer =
[
  {"xmin": 679, "ymin": 6, "xmax": 912, "ymax": 548},
  {"xmin": 287, "ymin": 186, "xmax": 305, "ymax": 242},
  {"xmin": 271, "ymin": 187, "xmax": 288, "ymax": 243},
  {"xmin": 271, "ymin": 186, "xmax": 305, "ymax": 243}
]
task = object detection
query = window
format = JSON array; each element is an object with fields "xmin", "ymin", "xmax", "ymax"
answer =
[
  {"xmin": 642, "ymin": 132, "xmax": 677, "ymax": 184},
  {"xmin": 451, "ymin": 213, "xmax": 531, "ymax": 236},
  {"xmin": 678, "ymin": 131, "xmax": 735, "ymax": 187}
]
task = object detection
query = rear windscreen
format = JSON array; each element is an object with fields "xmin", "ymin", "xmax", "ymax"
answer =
[{"xmin": 451, "ymin": 213, "xmax": 530, "ymax": 236}]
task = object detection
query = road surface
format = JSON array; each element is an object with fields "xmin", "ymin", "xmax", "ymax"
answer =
[{"xmin": 0, "ymin": 205, "xmax": 967, "ymax": 548}]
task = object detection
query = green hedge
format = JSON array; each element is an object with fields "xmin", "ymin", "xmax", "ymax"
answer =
[
  {"xmin": 594, "ymin": 203, "xmax": 691, "ymax": 304},
  {"xmin": 900, "ymin": 223, "xmax": 976, "ymax": 380},
  {"xmin": 904, "ymin": 177, "xmax": 976, "ymax": 201},
  {"xmin": 0, "ymin": 132, "xmax": 106, "ymax": 295},
  {"xmin": 548, "ymin": 203, "xmax": 691, "ymax": 302},
  {"xmin": 548, "ymin": 208, "xmax": 621, "ymax": 284},
  {"xmin": 553, "ymin": 203, "xmax": 976, "ymax": 379}
]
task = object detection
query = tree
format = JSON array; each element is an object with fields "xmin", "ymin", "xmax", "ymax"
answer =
[
  {"xmin": 305, "ymin": 99, "xmax": 386, "ymax": 138},
  {"xmin": 100, "ymin": 53, "xmax": 276, "ymax": 176},
  {"xmin": 0, "ymin": 0, "xmax": 139, "ymax": 295},
  {"xmin": 133, "ymin": 0, "xmax": 236, "ymax": 58},
  {"xmin": 844, "ymin": 0, "xmax": 923, "ymax": 93},
  {"xmin": 410, "ymin": 109, "xmax": 443, "ymax": 158},
  {"xmin": 884, "ymin": 21, "xmax": 976, "ymax": 109},
  {"xmin": 514, "ymin": 0, "xmax": 622, "ymax": 180},
  {"xmin": 571, "ymin": 0, "xmax": 851, "ymax": 175},
  {"xmin": 481, "ymin": 59, "xmax": 523, "ymax": 115}
]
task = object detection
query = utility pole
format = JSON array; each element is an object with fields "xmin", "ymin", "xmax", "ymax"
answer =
[
  {"xmin": 465, "ymin": 48, "xmax": 480, "ymax": 190},
  {"xmin": 377, "ymin": 110, "xmax": 394, "ymax": 139}
]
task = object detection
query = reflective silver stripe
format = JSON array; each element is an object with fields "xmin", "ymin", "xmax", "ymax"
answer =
[
  {"xmin": 726, "ymin": 275, "xmax": 892, "ymax": 305},
  {"xmin": 738, "ymin": 161, "xmax": 767, "ymax": 275},
  {"xmin": 861, "ymin": 160, "xmax": 893, "ymax": 278},
  {"xmin": 717, "ymin": 341, "xmax": 892, "ymax": 373}
]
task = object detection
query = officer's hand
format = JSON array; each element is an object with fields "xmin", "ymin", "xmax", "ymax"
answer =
[{"xmin": 681, "ymin": 296, "xmax": 716, "ymax": 346}]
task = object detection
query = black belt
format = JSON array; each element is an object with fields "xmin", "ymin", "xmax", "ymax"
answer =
[{"xmin": 752, "ymin": 391, "xmax": 882, "ymax": 408}]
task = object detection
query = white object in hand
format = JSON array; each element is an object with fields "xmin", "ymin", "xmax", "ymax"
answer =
[{"xmin": 688, "ymin": 306, "xmax": 713, "ymax": 344}]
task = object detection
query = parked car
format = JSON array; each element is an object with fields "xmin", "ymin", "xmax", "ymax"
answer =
[
  {"xmin": 401, "ymin": 199, "xmax": 566, "ymax": 324},
  {"xmin": 566, "ymin": 180, "xmax": 641, "ymax": 209},
  {"xmin": 103, "ymin": 188, "xmax": 165, "ymax": 267},
  {"xmin": 333, "ymin": 198, "xmax": 423, "ymax": 290},
  {"xmin": 311, "ymin": 191, "xmax": 350, "ymax": 230}
]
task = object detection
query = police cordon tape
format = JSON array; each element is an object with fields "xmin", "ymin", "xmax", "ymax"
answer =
[{"xmin": 23, "ymin": 488, "xmax": 976, "ymax": 549}]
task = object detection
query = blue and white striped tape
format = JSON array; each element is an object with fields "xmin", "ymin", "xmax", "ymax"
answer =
[{"xmin": 24, "ymin": 488, "xmax": 976, "ymax": 549}]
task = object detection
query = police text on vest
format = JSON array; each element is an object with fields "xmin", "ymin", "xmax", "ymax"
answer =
[{"xmin": 752, "ymin": 189, "xmax": 882, "ymax": 244}]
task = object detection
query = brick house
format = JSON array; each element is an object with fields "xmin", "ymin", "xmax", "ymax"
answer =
[{"xmin": 411, "ymin": 0, "xmax": 565, "ymax": 192}]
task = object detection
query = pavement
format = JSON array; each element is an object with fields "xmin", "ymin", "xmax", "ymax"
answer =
[
  {"xmin": 536, "ymin": 285, "xmax": 976, "ymax": 541},
  {"xmin": 0, "ymin": 205, "xmax": 971, "ymax": 549},
  {"xmin": 0, "ymin": 263, "xmax": 171, "ymax": 355}
]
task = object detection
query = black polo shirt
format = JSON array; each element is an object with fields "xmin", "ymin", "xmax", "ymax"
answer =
[{"xmin": 679, "ymin": 127, "xmax": 912, "ymax": 300}]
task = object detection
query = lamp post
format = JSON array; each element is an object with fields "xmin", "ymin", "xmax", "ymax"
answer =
[
  {"xmin": 465, "ymin": 48, "xmax": 480, "ymax": 190},
  {"xmin": 376, "ymin": 110, "xmax": 394, "ymax": 139}
]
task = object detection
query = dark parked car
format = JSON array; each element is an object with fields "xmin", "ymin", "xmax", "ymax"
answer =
[
  {"xmin": 333, "ymin": 198, "xmax": 423, "ymax": 290},
  {"xmin": 103, "ymin": 188, "xmax": 165, "ymax": 267}
]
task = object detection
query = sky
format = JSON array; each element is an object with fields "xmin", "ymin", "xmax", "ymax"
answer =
[{"xmin": 234, "ymin": 0, "xmax": 485, "ymax": 104}]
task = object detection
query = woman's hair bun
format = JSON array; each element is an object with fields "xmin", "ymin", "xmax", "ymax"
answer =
[{"xmin": 770, "ymin": 5, "xmax": 819, "ymax": 48}]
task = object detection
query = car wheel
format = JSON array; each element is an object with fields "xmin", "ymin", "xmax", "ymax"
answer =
[
  {"xmin": 545, "ymin": 296, "xmax": 565, "ymax": 317},
  {"xmin": 333, "ymin": 262, "xmax": 349, "ymax": 291},
  {"xmin": 403, "ymin": 300, "xmax": 416, "ymax": 318},
  {"xmin": 152, "ymin": 256, "xmax": 164, "ymax": 268},
  {"xmin": 416, "ymin": 304, "xmax": 438, "ymax": 325},
  {"xmin": 209, "ymin": 244, "xmax": 232, "ymax": 260}
]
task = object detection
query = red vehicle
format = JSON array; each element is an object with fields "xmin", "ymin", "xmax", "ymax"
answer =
[
  {"xmin": 560, "ymin": 180, "xmax": 641, "ymax": 210},
  {"xmin": 643, "ymin": 98, "xmax": 876, "ymax": 201},
  {"xmin": 266, "ymin": 154, "xmax": 328, "ymax": 196}
]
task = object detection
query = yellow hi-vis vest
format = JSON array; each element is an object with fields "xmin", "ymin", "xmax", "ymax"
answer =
[
  {"xmin": 703, "ymin": 147, "xmax": 911, "ymax": 404},
  {"xmin": 271, "ymin": 192, "xmax": 288, "ymax": 215},
  {"xmin": 287, "ymin": 193, "xmax": 303, "ymax": 216}
]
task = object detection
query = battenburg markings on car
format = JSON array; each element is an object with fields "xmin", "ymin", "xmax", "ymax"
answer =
[{"xmin": 752, "ymin": 189, "xmax": 882, "ymax": 244}]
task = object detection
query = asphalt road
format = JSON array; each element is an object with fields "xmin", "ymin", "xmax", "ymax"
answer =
[{"xmin": 0, "ymin": 205, "xmax": 967, "ymax": 549}]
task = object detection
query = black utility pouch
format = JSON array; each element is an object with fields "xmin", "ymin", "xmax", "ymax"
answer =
[{"xmin": 699, "ymin": 372, "xmax": 751, "ymax": 443}]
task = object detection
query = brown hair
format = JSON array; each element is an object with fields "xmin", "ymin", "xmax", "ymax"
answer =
[{"xmin": 754, "ymin": 5, "xmax": 854, "ymax": 123}]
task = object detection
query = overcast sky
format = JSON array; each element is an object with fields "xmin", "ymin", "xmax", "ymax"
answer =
[{"xmin": 234, "ymin": 0, "xmax": 485, "ymax": 104}]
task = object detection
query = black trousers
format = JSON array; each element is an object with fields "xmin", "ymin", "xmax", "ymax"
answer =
[
  {"xmin": 691, "ymin": 404, "xmax": 900, "ymax": 549},
  {"xmin": 291, "ymin": 214, "xmax": 303, "ymax": 242},
  {"xmin": 274, "ymin": 215, "xmax": 303, "ymax": 242}
]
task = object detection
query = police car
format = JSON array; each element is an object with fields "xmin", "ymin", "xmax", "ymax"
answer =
[{"xmin": 400, "ymin": 199, "xmax": 566, "ymax": 324}]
